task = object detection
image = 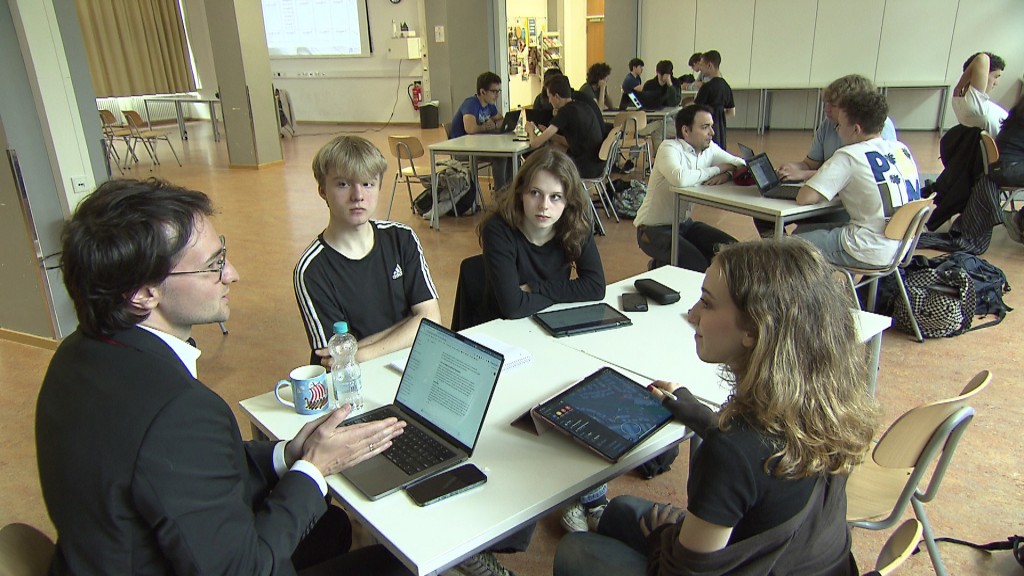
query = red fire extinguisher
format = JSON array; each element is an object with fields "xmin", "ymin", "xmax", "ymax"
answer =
[{"xmin": 408, "ymin": 81, "xmax": 423, "ymax": 111}]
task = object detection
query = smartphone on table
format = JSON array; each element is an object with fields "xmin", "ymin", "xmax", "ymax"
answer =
[{"xmin": 405, "ymin": 463, "xmax": 487, "ymax": 506}]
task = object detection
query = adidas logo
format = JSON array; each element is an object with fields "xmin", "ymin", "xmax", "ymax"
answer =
[{"xmin": 392, "ymin": 265, "xmax": 403, "ymax": 280}]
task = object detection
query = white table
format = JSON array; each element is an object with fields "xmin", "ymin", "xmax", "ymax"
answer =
[
  {"xmin": 668, "ymin": 182, "xmax": 845, "ymax": 261},
  {"xmin": 241, "ymin": 323, "xmax": 687, "ymax": 575},
  {"xmin": 550, "ymin": 266, "xmax": 891, "ymax": 398},
  {"xmin": 144, "ymin": 95, "xmax": 221, "ymax": 143},
  {"xmin": 427, "ymin": 134, "xmax": 530, "ymax": 230}
]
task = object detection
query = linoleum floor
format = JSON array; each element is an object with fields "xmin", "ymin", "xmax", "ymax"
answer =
[{"xmin": 2, "ymin": 121, "xmax": 1021, "ymax": 575}]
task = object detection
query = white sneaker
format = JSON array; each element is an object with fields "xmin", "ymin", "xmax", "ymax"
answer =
[
  {"xmin": 560, "ymin": 503, "xmax": 607, "ymax": 532},
  {"xmin": 561, "ymin": 502, "xmax": 588, "ymax": 532}
]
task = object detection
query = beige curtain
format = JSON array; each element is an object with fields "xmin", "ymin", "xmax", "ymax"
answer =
[{"xmin": 76, "ymin": 0, "xmax": 196, "ymax": 97}]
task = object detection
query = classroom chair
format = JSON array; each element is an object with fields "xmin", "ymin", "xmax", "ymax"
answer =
[
  {"xmin": 581, "ymin": 128, "xmax": 624, "ymax": 236},
  {"xmin": 0, "ymin": 522, "xmax": 54, "ymax": 576},
  {"xmin": 451, "ymin": 254, "xmax": 497, "ymax": 332},
  {"xmin": 122, "ymin": 110, "xmax": 182, "ymax": 169},
  {"xmin": 98, "ymin": 109, "xmax": 135, "ymax": 175},
  {"xmin": 841, "ymin": 199, "xmax": 933, "ymax": 342},
  {"xmin": 846, "ymin": 371, "xmax": 991, "ymax": 576},
  {"xmin": 980, "ymin": 131, "xmax": 1024, "ymax": 242},
  {"xmin": 613, "ymin": 111, "xmax": 652, "ymax": 178},
  {"xmin": 386, "ymin": 135, "xmax": 431, "ymax": 219},
  {"xmin": 862, "ymin": 519, "xmax": 923, "ymax": 576}
]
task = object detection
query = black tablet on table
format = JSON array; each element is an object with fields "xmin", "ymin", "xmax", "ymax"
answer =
[{"xmin": 533, "ymin": 303, "xmax": 631, "ymax": 338}]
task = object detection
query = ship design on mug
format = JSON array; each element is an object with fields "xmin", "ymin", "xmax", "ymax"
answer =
[{"xmin": 306, "ymin": 381, "xmax": 328, "ymax": 411}]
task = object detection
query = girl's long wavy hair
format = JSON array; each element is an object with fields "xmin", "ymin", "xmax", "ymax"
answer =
[
  {"xmin": 714, "ymin": 238, "xmax": 879, "ymax": 478},
  {"xmin": 478, "ymin": 147, "xmax": 592, "ymax": 262}
]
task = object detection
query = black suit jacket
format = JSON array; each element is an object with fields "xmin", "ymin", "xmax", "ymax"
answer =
[{"xmin": 36, "ymin": 327, "xmax": 326, "ymax": 575}]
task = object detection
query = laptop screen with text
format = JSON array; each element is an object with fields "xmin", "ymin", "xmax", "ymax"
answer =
[{"xmin": 395, "ymin": 321, "xmax": 503, "ymax": 448}]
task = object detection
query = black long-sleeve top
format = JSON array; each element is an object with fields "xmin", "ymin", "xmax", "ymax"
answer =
[{"xmin": 480, "ymin": 216, "xmax": 606, "ymax": 320}]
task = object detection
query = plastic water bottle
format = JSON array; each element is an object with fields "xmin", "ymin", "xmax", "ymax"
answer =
[{"xmin": 329, "ymin": 321, "xmax": 363, "ymax": 410}]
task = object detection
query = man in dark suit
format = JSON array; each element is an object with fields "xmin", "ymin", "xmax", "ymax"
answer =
[{"xmin": 36, "ymin": 179, "xmax": 409, "ymax": 575}]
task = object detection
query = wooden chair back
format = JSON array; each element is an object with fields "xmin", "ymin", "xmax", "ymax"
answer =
[
  {"xmin": 613, "ymin": 111, "xmax": 647, "ymax": 136},
  {"xmin": 98, "ymin": 109, "xmax": 119, "ymax": 127},
  {"xmin": 883, "ymin": 199, "xmax": 933, "ymax": 241},
  {"xmin": 979, "ymin": 131, "xmax": 999, "ymax": 170},
  {"xmin": 597, "ymin": 128, "xmax": 623, "ymax": 162},
  {"xmin": 872, "ymin": 371, "xmax": 990, "ymax": 469},
  {"xmin": 388, "ymin": 135, "xmax": 425, "ymax": 160}
]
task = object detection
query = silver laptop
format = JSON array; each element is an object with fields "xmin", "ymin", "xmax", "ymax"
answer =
[
  {"xmin": 340, "ymin": 319, "xmax": 504, "ymax": 500},
  {"xmin": 747, "ymin": 153, "xmax": 802, "ymax": 200}
]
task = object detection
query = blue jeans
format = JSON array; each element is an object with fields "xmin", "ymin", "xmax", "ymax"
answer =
[
  {"xmin": 554, "ymin": 495, "xmax": 665, "ymax": 576},
  {"xmin": 793, "ymin": 224, "xmax": 878, "ymax": 268}
]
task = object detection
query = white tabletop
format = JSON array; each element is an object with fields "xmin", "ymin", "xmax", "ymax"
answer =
[
  {"xmin": 672, "ymin": 182, "xmax": 843, "ymax": 220},
  {"xmin": 427, "ymin": 134, "xmax": 530, "ymax": 155},
  {"xmin": 240, "ymin": 267, "xmax": 889, "ymax": 574},
  {"xmin": 240, "ymin": 324, "xmax": 687, "ymax": 575},
  {"xmin": 544, "ymin": 267, "xmax": 890, "ymax": 406}
]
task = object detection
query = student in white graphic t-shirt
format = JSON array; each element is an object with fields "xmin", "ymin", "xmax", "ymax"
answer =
[{"xmin": 793, "ymin": 91, "xmax": 922, "ymax": 269}]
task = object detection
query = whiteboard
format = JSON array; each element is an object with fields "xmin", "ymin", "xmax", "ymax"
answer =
[{"xmin": 261, "ymin": 0, "xmax": 371, "ymax": 57}]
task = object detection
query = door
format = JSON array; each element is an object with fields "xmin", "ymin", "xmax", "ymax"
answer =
[{"xmin": 0, "ymin": 116, "xmax": 55, "ymax": 338}]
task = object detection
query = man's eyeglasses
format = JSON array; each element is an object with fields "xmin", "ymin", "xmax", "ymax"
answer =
[
  {"xmin": 487, "ymin": 88, "xmax": 502, "ymax": 94},
  {"xmin": 168, "ymin": 236, "xmax": 227, "ymax": 282}
]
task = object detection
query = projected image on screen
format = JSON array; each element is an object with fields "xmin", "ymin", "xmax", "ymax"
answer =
[{"xmin": 261, "ymin": 0, "xmax": 370, "ymax": 57}]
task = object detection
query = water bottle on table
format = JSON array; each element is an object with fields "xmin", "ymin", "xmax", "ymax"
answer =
[{"xmin": 328, "ymin": 321, "xmax": 363, "ymax": 410}]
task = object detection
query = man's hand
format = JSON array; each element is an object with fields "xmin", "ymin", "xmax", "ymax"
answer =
[
  {"xmin": 297, "ymin": 407, "xmax": 406, "ymax": 477},
  {"xmin": 705, "ymin": 171, "xmax": 733, "ymax": 186},
  {"xmin": 777, "ymin": 162, "xmax": 812, "ymax": 182}
]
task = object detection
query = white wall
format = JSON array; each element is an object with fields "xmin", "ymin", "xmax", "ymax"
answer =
[
  {"xmin": 637, "ymin": 0, "xmax": 1024, "ymax": 131},
  {"xmin": 559, "ymin": 0, "xmax": 586, "ymax": 91}
]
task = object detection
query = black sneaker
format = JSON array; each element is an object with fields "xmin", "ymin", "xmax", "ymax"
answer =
[{"xmin": 622, "ymin": 159, "xmax": 635, "ymax": 173}]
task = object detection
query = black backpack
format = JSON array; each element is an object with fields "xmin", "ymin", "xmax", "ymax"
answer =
[{"xmin": 880, "ymin": 252, "xmax": 1012, "ymax": 338}]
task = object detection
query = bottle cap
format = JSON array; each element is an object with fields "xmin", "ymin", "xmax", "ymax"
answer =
[{"xmin": 333, "ymin": 321, "xmax": 349, "ymax": 334}]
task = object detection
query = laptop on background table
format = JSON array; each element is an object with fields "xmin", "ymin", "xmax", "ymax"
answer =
[
  {"xmin": 746, "ymin": 153, "xmax": 803, "ymax": 200},
  {"xmin": 497, "ymin": 109, "xmax": 521, "ymax": 134},
  {"xmin": 340, "ymin": 319, "xmax": 504, "ymax": 500}
]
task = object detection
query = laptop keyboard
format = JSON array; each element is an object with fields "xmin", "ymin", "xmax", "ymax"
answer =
[{"xmin": 346, "ymin": 409, "xmax": 456, "ymax": 475}]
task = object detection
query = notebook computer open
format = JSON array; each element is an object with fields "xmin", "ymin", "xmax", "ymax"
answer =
[
  {"xmin": 747, "ymin": 153, "xmax": 803, "ymax": 200},
  {"xmin": 738, "ymin": 142, "xmax": 804, "ymax": 184},
  {"xmin": 339, "ymin": 319, "xmax": 504, "ymax": 500},
  {"xmin": 497, "ymin": 109, "xmax": 521, "ymax": 134},
  {"xmin": 625, "ymin": 91, "xmax": 662, "ymax": 112}
]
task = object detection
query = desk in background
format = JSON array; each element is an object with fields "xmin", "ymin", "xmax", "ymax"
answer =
[
  {"xmin": 427, "ymin": 134, "xmax": 529, "ymax": 231},
  {"xmin": 144, "ymin": 95, "xmax": 221, "ymax": 143},
  {"xmin": 602, "ymin": 106, "xmax": 680, "ymax": 144}
]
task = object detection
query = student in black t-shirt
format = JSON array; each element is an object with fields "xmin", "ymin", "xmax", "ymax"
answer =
[
  {"xmin": 554, "ymin": 238, "xmax": 879, "ymax": 576},
  {"xmin": 527, "ymin": 75, "xmax": 605, "ymax": 179},
  {"xmin": 694, "ymin": 50, "xmax": 735, "ymax": 149}
]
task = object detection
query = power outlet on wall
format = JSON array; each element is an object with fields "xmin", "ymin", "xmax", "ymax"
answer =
[{"xmin": 70, "ymin": 176, "xmax": 89, "ymax": 194}]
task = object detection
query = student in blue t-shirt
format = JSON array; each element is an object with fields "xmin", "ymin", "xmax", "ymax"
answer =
[
  {"xmin": 619, "ymin": 57, "xmax": 644, "ymax": 110},
  {"xmin": 449, "ymin": 71, "xmax": 513, "ymax": 191}
]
